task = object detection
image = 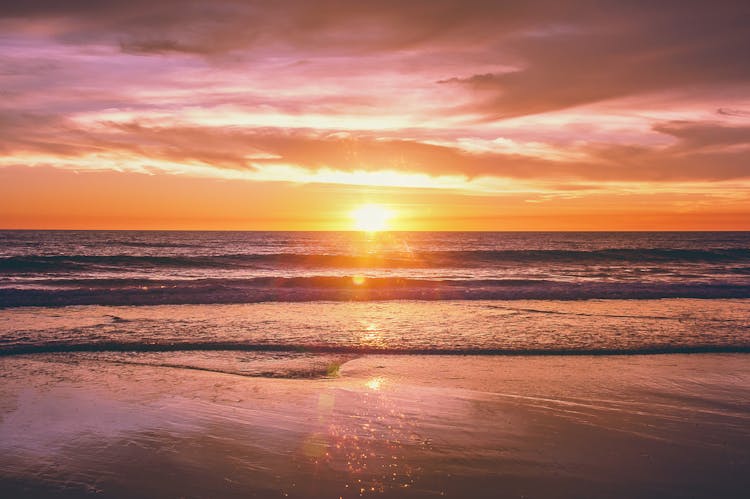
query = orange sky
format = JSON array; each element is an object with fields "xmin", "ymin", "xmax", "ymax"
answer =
[{"xmin": 1, "ymin": 1, "xmax": 749, "ymax": 230}]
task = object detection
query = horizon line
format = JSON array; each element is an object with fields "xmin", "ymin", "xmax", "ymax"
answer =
[{"xmin": 2, "ymin": 228, "xmax": 749, "ymax": 233}]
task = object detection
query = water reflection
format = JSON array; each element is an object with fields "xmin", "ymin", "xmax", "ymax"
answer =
[
  {"xmin": 359, "ymin": 321, "xmax": 386, "ymax": 349},
  {"xmin": 352, "ymin": 275, "xmax": 367, "ymax": 286},
  {"xmin": 307, "ymin": 384, "xmax": 428, "ymax": 497},
  {"xmin": 365, "ymin": 377, "xmax": 384, "ymax": 391}
]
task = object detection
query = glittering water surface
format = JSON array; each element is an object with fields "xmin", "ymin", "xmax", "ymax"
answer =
[
  {"xmin": 1, "ymin": 232, "xmax": 749, "ymax": 497},
  {"xmin": 1, "ymin": 231, "xmax": 749, "ymax": 379},
  {"xmin": 0, "ymin": 300, "xmax": 748, "ymax": 377},
  {"xmin": 2, "ymin": 231, "xmax": 750, "ymax": 305},
  {"xmin": 0, "ymin": 353, "xmax": 748, "ymax": 498}
]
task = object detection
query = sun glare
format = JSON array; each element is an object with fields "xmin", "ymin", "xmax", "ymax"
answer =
[{"xmin": 350, "ymin": 204, "xmax": 394, "ymax": 232}]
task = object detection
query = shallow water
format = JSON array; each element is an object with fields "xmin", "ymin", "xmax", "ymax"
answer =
[
  {"xmin": 1, "ymin": 301, "xmax": 748, "ymax": 370},
  {"xmin": 0, "ymin": 353, "xmax": 747, "ymax": 498}
]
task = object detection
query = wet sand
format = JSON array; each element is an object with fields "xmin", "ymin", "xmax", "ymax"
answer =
[{"xmin": 1, "ymin": 353, "xmax": 748, "ymax": 498}]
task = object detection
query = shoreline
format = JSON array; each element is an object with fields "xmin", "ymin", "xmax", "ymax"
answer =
[
  {"xmin": 1, "ymin": 353, "xmax": 748, "ymax": 498},
  {"xmin": 2, "ymin": 299, "xmax": 749, "ymax": 361}
]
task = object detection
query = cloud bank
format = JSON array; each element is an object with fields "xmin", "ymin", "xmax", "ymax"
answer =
[{"xmin": 1, "ymin": 0, "xmax": 749, "ymax": 227}]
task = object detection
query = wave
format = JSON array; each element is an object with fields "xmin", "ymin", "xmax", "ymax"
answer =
[
  {"xmin": 2, "ymin": 277, "xmax": 750, "ymax": 307},
  {"xmin": 89, "ymin": 358, "xmax": 344, "ymax": 379},
  {"xmin": 55, "ymin": 351, "xmax": 356, "ymax": 379},
  {"xmin": 2, "ymin": 248, "xmax": 750, "ymax": 272},
  {"xmin": 111, "ymin": 241, "xmax": 203, "ymax": 249},
  {"xmin": 1, "ymin": 341, "xmax": 747, "ymax": 357}
]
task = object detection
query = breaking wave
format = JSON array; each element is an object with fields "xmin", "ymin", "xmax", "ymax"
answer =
[
  {"xmin": 2, "ymin": 248, "xmax": 750, "ymax": 273},
  {"xmin": 2, "ymin": 277, "xmax": 750, "ymax": 307},
  {"xmin": 1, "ymin": 341, "xmax": 747, "ymax": 357}
]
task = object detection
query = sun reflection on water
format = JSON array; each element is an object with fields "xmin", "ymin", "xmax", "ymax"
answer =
[
  {"xmin": 303, "ymin": 384, "xmax": 428, "ymax": 497},
  {"xmin": 359, "ymin": 321, "xmax": 386, "ymax": 349},
  {"xmin": 352, "ymin": 275, "xmax": 367, "ymax": 286},
  {"xmin": 365, "ymin": 377, "xmax": 384, "ymax": 391}
]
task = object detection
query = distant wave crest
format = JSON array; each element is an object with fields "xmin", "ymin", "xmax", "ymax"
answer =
[
  {"xmin": 2, "ymin": 277, "xmax": 750, "ymax": 307},
  {"xmin": 2, "ymin": 248, "xmax": 750, "ymax": 273}
]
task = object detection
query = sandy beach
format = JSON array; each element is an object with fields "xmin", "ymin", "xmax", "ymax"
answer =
[{"xmin": 1, "ymin": 352, "xmax": 748, "ymax": 498}]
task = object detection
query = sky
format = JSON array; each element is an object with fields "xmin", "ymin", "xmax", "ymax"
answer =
[{"xmin": 1, "ymin": 0, "xmax": 749, "ymax": 230}]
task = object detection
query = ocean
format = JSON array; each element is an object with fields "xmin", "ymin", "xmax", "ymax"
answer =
[
  {"xmin": 1, "ymin": 231, "xmax": 749, "ymax": 364},
  {"xmin": 1, "ymin": 231, "xmax": 749, "ymax": 497}
]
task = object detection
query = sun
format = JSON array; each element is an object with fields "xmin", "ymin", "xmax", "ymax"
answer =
[{"xmin": 350, "ymin": 204, "xmax": 394, "ymax": 232}]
